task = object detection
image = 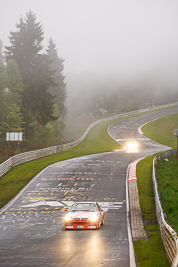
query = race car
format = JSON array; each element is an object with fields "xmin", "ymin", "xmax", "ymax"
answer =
[{"xmin": 64, "ymin": 202, "xmax": 104, "ymax": 229}]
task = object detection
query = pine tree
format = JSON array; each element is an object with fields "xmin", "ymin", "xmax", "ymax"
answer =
[
  {"xmin": 6, "ymin": 60, "xmax": 23, "ymax": 104},
  {"xmin": 0, "ymin": 42, "xmax": 5, "ymax": 140},
  {"xmin": 46, "ymin": 38, "xmax": 67, "ymax": 119},
  {"xmin": 5, "ymin": 11, "xmax": 57, "ymax": 141},
  {"xmin": 5, "ymin": 60, "xmax": 24, "ymax": 132},
  {"xmin": 0, "ymin": 40, "xmax": 4, "ymax": 63},
  {"xmin": 31, "ymin": 53, "xmax": 58, "ymax": 126},
  {"xmin": 0, "ymin": 62, "xmax": 6, "ymax": 145}
]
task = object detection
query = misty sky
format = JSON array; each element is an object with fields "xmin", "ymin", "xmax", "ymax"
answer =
[{"xmin": 1, "ymin": 0, "xmax": 178, "ymax": 82}]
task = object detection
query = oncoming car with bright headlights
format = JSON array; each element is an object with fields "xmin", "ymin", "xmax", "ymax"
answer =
[
  {"xmin": 64, "ymin": 202, "xmax": 104, "ymax": 229},
  {"xmin": 126, "ymin": 140, "xmax": 139, "ymax": 152}
]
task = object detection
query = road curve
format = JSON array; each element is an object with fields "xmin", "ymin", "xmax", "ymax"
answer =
[{"xmin": 0, "ymin": 106, "xmax": 177, "ymax": 266}]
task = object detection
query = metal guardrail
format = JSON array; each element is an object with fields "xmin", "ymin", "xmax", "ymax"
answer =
[
  {"xmin": 153, "ymin": 150, "xmax": 178, "ymax": 267},
  {"xmin": 0, "ymin": 102, "xmax": 177, "ymax": 179}
]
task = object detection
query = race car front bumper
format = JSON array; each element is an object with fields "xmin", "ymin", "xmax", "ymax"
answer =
[
  {"xmin": 65, "ymin": 220, "xmax": 99, "ymax": 229},
  {"xmin": 65, "ymin": 225, "xmax": 98, "ymax": 229}
]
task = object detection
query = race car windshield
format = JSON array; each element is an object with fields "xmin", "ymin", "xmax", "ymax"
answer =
[{"xmin": 70, "ymin": 203, "xmax": 97, "ymax": 212}]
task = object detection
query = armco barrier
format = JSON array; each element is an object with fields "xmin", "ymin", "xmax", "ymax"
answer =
[
  {"xmin": 153, "ymin": 150, "xmax": 178, "ymax": 267},
  {"xmin": 0, "ymin": 102, "xmax": 177, "ymax": 179}
]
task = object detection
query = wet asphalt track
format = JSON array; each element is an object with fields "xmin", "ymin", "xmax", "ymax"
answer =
[{"xmin": 0, "ymin": 106, "xmax": 177, "ymax": 266}]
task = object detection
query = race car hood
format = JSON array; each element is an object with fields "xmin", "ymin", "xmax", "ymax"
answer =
[{"xmin": 68, "ymin": 211, "xmax": 98, "ymax": 220}]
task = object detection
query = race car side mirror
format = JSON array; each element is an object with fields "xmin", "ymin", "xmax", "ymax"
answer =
[{"xmin": 100, "ymin": 209, "xmax": 103, "ymax": 211}]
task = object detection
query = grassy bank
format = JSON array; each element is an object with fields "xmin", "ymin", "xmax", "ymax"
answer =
[
  {"xmin": 142, "ymin": 112, "xmax": 178, "ymax": 148},
  {"xmin": 156, "ymin": 155, "xmax": 178, "ymax": 232},
  {"xmin": 142, "ymin": 113, "xmax": 178, "ymax": 232},
  {"xmin": 134, "ymin": 156, "xmax": 170, "ymax": 267}
]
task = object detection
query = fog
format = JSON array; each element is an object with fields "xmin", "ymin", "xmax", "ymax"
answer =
[{"xmin": 1, "ymin": 0, "xmax": 178, "ymax": 117}]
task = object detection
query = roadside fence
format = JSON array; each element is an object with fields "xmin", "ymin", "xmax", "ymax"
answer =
[{"xmin": 153, "ymin": 149, "xmax": 178, "ymax": 267}]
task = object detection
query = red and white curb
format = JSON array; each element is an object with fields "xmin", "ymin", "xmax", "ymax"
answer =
[
  {"xmin": 128, "ymin": 158, "xmax": 145, "ymax": 182},
  {"xmin": 126, "ymin": 157, "xmax": 145, "ymax": 267}
]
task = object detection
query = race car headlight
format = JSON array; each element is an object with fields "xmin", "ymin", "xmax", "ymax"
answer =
[
  {"xmin": 90, "ymin": 214, "xmax": 98, "ymax": 223},
  {"xmin": 64, "ymin": 214, "xmax": 72, "ymax": 222},
  {"xmin": 126, "ymin": 141, "xmax": 138, "ymax": 149}
]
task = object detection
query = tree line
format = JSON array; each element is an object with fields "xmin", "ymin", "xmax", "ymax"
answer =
[{"xmin": 0, "ymin": 11, "xmax": 66, "ymax": 155}]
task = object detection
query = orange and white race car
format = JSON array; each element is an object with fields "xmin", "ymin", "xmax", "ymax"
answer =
[{"xmin": 64, "ymin": 202, "xmax": 104, "ymax": 229}]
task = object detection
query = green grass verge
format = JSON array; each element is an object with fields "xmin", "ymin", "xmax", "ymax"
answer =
[
  {"xmin": 134, "ymin": 156, "xmax": 170, "ymax": 267},
  {"xmin": 0, "ymin": 119, "xmax": 122, "ymax": 209},
  {"xmin": 142, "ymin": 113, "xmax": 178, "ymax": 148},
  {"xmin": 156, "ymin": 155, "xmax": 178, "ymax": 232},
  {"xmin": 142, "ymin": 112, "xmax": 178, "ymax": 233}
]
